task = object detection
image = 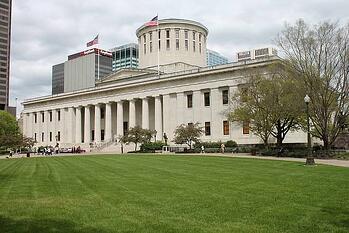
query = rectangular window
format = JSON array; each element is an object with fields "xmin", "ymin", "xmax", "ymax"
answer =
[
  {"xmin": 185, "ymin": 40, "xmax": 188, "ymax": 51},
  {"xmin": 187, "ymin": 94, "xmax": 193, "ymax": 108},
  {"xmin": 57, "ymin": 131, "xmax": 61, "ymax": 141},
  {"xmin": 199, "ymin": 43, "xmax": 202, "ymax": 53},
  {"xmin": 101, "ymin": 108, "xmax": 105, "ymax": 119},
  {"xmin": 143, "ymin": 43, "xmax": 146, "ymax": 54},
  {"xmin": 49, "ymin": 112, "xmax": 52, "ymax": 122},
  {"xmin": 184, "ymin": 30, "xmax": 188, "ymax": 39},
  {"xmin": 205, "ymin": 122, "xmax": 211, "ymax": 136},
  {"xmin": 34, "ymin": 133, "xmax": 37, "ymax": 142},
  {"xmin": 101, "ymin": 129, "xmax": 105, "ymax": 141},
  {"xmin": 175, "ymin": 29, "xmax": 179, "ymax": 38},
  {"xmin": 158, "ymin": 29, "xmax": 161, "ymax": 39},
  {"xmin": 123, "ymin": 121, "xmax": 128, "ymax": 136},
  {"xmin": 222, "ymin": 90, "xmax": 229, "ymax": 105},
  {"xmin": 204, "ymin": 92, "xmax": 210, "ymax": 107},
  {"xmin": 199, "ymin": 33, "xmax": 202, "ymax": 42},
  {"xmin": 193, "ymin": 31, "xmax": 196, "ymax": 40},
  {"xmin": 166, "ymin": 29, "xmax": 170, "ymax": 38},
  {"xmin": 176, "ymin": 39, "xmax": 179, "ymax": 50},
  {"xmin": 166, "ymin": 39, "xmax": 170, "ymax": 50},
  {"xmin": 149, "ymin": 32, "xmax": 152, "ymax": 41},
  {"xmin": 49, "ymin": 132, "xmax": 52, "ymax": 142},
  {"xmin": 223, "ymin": 121, "xmax": 229, "ymax": 135},
  {"xmin": 57, "ymin": 110, "xmax": 61, "ymax": 121},
  {"xmin": 92, "ymin": 130, "xmax": 95, "ymax": 141},
  {"xmin": 42, "ymin": 113, "xmax": 44, "ymax": 123},
  {"xmin": 150, "ymin": 41, "xmax": 152, "ymax": 53},
  {"xmin": 34, "ymin": 113, "xmax": 37, "ymax": 123},
  {"xmin": 193, "ymin": 41, "xmax": 196, "ymax": 52},
  {"xmin": 41, "ymin": 132, "xmax": 44, "ymax": 142},
  {"xmin": 158, "ymin": 40, "xmax": 161, "ymax": 51},
  {"xmin": 243, "ymin": 121, "xmax": 250, "ymax": 134},
  {"xmin": 143, "ymin": 34, "xmax": 146, "ymax": 43}
]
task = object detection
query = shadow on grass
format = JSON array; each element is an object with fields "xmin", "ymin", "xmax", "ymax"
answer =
[{"xmin": 0, "ymin": 216, "xmax": 108, "ymax": 233}]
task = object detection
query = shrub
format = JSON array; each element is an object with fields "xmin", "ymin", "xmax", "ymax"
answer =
[
  {"xmin": 140, "ymin": 141, "xmax": 167, "ymax": 152},
  {"xmin": 225, "ymin": 140, "xmax": 237, "ymax": 148}
]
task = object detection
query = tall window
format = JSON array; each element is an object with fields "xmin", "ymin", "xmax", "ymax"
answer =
[
  {"xmin": 149, "ymin": 32, "xmax": 152, "ymax": 41},
  {"xmin": 187, "ymin": 94, "xmax": 193, "ymax": 108},
  {"xmin": 150, "ymin": 41, "xmax": 153, "ymax": 53},
  {"xmin": 166, "ymin": 29, "xmax": 170, "ymax": 38},
  {"xmin": 101, "ymin": 108, "xmax": 105, "ymax": 119},
  {"xmin": 166, "ymin": 39, "xmax": 170, "ymax": 50},
  {"xmin": 222, "ymin": 90, "xmax": 229, "ymax": 105},
  {"xmin": 42, "ymin": 113, "xmax": 44, "ymax": 123},
  {"xmin": 49, "ymin": 112, "xmax": 52, "ymax": 122},
  {"xmin": 185, "ymin": 30, "xmax": 188, "ymax": 39},
  {"xmin": 34, "ymin": 113, "xmax": 37, "ymax": 123},
  {"xmin": 223, "ymin": 121, "xmax": 229, "ymax": 135},
  {"xmin": 175, "ymin": 29, "xmax": 180, "ymax": 50},
  {"xmin": 193, "ymin": 41, "xmax": 196, "ymax": 52},
  {"xmin": 199, "ymin": 43, "xmax": 202, "ymax": 53},
  {"xmin": 158, "ymin": 40, "xmax": 161, "ymax": 51},
  {"xmin": 205, "ymin": 122, "xmax": 211, "ymax": 136},
  {"xmin": 57, "ymin": 110, "xmax": 61, "ymax": 121},
  {"xmin": 143, "ymin": 43, "xmax": 146, "ymax": 54},
  {"xmin": 41, "ymin": 132, "xmax": 44, "ymax": 142},
  {"xmin": 158, "ymin": 29, "xmax": 161, "ymax": 39},
  {"xmin": 204, "ymin": 92, "xmax": 210, "ymax": 107},
  {"xmin": 34, "ymin": 133, "xmax": 37, "ymax": 142},
  {"xmin": 49, "ymin": 132, "xmax": 52, "ymax": 142},
  {"xmin": 185, "ymin": 40, "xmax": 188, "ymax": 51},
  {"xmin": 243, "ymin": 121, "xmax": 250, "ymax": 134},
  {"xmin": 143, "ymin": 34, "xmax": 146, "ymax": 43},
  {"xmin": 57, "ymin": 131, "xmax": 61, "ymax": 141}
]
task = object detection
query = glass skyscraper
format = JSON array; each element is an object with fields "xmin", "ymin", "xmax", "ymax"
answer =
[
  {"xmin": 206, "ymin": 49, "xmax": 229, "ymax": 67},
  {"xmin": 110, "ymin": 43, "xmax": 139, "ymax": 71}
]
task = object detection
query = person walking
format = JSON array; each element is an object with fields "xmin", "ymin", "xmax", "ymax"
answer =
[{"xmin": 221, "ymin": 143, "xmax": 225, "ymax": 154}]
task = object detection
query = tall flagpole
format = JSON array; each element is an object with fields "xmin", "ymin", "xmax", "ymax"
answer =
[
  {"xmin": 97, "ymin": 35, "xmax": 100, "ymax": 81},
  {"xmin": 157, "ymin": 14, "xmax": 160, "ymax": 76}
]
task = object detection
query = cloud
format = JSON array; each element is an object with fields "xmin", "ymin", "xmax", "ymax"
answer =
[{"xmin": 9, "ymin": 0, "xmax": 349, "ymax": 114}]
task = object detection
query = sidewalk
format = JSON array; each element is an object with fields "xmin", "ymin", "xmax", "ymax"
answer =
[{"xmin": 207, "ymin": 153, "xmax": 349, "ymax": 168}]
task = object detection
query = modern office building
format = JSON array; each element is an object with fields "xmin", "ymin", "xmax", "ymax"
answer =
[
  {"xmin": 110, "ymin": 43, "xmax": 139, "ymax": 71},
  {"xmin": 0, "ymin": 0, "xmax": 11, "ymax": 110},
  {"xmin": 22, "ymin": 18, "xmax": 306, "ymax": 152},
  {"xmin": 51, "ymin": 48, "xmax": 113, "ymax": 94},
  {"xmin": 206, "ymin": 49, "xmax": 229, "ymax": 66}
]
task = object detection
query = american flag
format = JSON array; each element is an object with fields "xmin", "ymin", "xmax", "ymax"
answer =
[
  {"xmin": 145, "ymin": 15, "xmax": 158, "ymax": 27},
  {"xmin": 86, "ymin": 35, "xmax": 99, "ymax": 47}
]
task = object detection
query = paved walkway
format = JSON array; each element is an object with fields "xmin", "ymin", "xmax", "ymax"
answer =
[{"xmin": 1, "ymin": 152, "xmax": 348, "ymax": 168}]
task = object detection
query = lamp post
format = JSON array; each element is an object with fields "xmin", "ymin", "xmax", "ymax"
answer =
[{"xmin": 304, "ymin": 94, "xmax": 315, "ymax": 165}]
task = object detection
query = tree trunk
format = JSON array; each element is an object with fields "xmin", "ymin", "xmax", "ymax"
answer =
[{"xmin": 134, "ymin": 143, "xmax": 137, "ymax": 151}]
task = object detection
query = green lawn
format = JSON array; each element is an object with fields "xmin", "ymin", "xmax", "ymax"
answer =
[{"xmin": 0, "ymin": 155, "xmax": 348, "ymax": 233}]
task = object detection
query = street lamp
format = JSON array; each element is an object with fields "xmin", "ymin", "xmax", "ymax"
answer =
[{"xmin": 304, "ymin": 94, "xmax": 315, "ymax": 165}]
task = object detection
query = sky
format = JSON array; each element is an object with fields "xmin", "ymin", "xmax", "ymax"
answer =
[{"xmin": 9, "ymin": 0, "xmax": 349, "ymax": 114}]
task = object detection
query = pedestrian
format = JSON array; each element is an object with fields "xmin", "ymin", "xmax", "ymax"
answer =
[
  {"xmin": 221, "ymin": 143, "xmax": 225, "ymax": 154},
  {"xmin": 201, "ymin": 145, "xmax": 205, "ymax": 154}
]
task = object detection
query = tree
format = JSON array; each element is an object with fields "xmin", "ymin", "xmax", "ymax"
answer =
[
  {"xmin": 20, "ymin": 136, "xmax": 36, "ymax": 149},
  {"xmin": 229, "ymin": 67, "xmax": 304, "ymax": 147},
  {"xmin": 0, "ymin": 110, "xmax": 22, "ymax": 149},
  {"xmin": 173, "ymin": 123, "xmax": 204, "ymax": 149},
  {"xmin": 277, "ymin": 19, "xmax": 349, "ymax": 151},
  {"xmin": 120, "ymin": 126, "xmax": 156, "ymax": 151}
]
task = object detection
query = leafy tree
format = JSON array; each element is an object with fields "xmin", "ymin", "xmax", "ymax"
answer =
[
  {"xmin": 277, "ymin": 19, "xmax": 349, "ymax": 151},
  {"xmin": 0, "ymin": 110, "xmax": 22, "ymax": 149},
  {"xmin": 120, "ymin": 126, "xmax": 156, "ymax": 151},
  {"xmin": 173, "ymin": 123, "xmax": 204, "ymax": 149},
  {"xmin": 229, "ymin": 68, "xmax": 304, "ymax": 147},
  {"xmin": 20, "ymin": 136, "xmax": 36, "ymax": 148}
]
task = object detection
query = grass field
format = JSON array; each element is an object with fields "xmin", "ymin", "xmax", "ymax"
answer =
[{"xmin": 0, "ymin": 154, "xmax": 348, "ymax": 233}]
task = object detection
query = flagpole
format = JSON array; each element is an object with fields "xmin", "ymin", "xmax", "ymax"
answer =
[
  {"xmin": 97, "ymin": 35, "xmax": 100, "ymax": 81},
  {"xmin": 157, "ymin": 14, "xmax": 160, "ymax": 76}
]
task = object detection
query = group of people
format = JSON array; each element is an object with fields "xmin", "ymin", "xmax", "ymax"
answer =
[{"xmin": 71, "ymin": 146, "xmax": 83, "ymax": 153}]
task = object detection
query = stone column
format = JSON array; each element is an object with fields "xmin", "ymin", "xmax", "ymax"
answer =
[
  {"xmin": 44, "ymin": 110, "xmax": 49, "ymax": 143},
  {"xmin": 129, "ymin": 99, "xmax": 136, "ymax": 128},
  {"xmin": 105, "ymin": 102, "xmax": 112, "ymax": 141},
  {"xmin": 66, "ymin": 107, "xmax": 75, "ymax": 143},
  {"xmin": 142, "ymin": 98, "xmax": 149, "ymax": 129},
  {"xmin": 28, "ymin": 112, "xmax": 33, "ymax": 139},
  {"xmin": 94, "ymin": 104, "xmax": 101, "ymax": 142},
  {"xmin": 193, "ymin": 90, "xmax": 201, "ymax": 123},
  {"xmin": 116, "ymin": 101, "xmax": 124, "ymax": 137},
  {"xmin": 52, "ymin": 109, "xmax": 57, "ymax": 144},
  {"xmin": 154, "ymin": 95, "xmax": 163, "ymax": 141},
  {"xmin": 75, "ymin": 106, "xmax": 82, "ymax": 144},
  {"xmin": 22, "ymin": 113, "xmax": 27, "ymax": 137},
  {"xmin": 176, "ymin": 92, "xmax": 185, "ymax": 126},
  {"xmin": 84, "ymin": 105, "xmax": 91, "ymax": 144},
  {"xmin": 162, "ymin": 94, "xmax": 170, "ymax": 140}
]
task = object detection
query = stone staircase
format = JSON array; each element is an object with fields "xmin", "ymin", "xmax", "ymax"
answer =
[{"xmin": 90, "ymin": 140, "xmax": 136, "ymax": 154}]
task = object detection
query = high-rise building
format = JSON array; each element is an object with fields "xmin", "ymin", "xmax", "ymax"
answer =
[
  {"xmin": 206, "ymin": 49, "xmax": 229, "ymax": 66},
  {"xmin": 51, "ymin": 48, "xmax": 112, "ymax": 94},
  {"xmin": 110, "ymin": 43, "xmax": 139, "ymax": 71},
  {"xmin": 0, "ymin": 0, "xmax": 11, "ymax": 110},
  {"xmin": 237, "ymin": 47, "xmax": 278, "ymax": 62}
]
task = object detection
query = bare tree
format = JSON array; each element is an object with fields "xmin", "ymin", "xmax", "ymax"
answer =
[{"xmin": 277, "ymin": 19, "xmax": 349, "ymax": 151}]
